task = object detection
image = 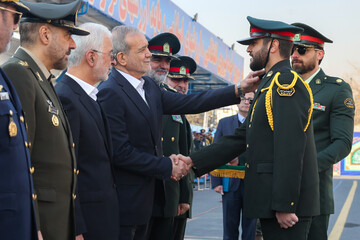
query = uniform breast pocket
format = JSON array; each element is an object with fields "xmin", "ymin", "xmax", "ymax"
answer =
[
  {"xmin": 256, "ymin": 162, "xmax": 274, "ymax": 173},
  {"xmin": 0, "ymin": 101, "xmax": 21, "ymax": 148},
  {"xmin": 0, "ymin": 193, "xmax": 17, "ymax": 213}
]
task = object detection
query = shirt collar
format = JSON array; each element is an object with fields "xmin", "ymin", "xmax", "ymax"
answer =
[
  {"xmin": 116, "ymin": 69, "xmax": 145, "ymax": 90},
  {"xmin": 237, "ymin": 113, "xmax": 246, "ymax": 124},
  {"xmin": 306, "ymin": 67, "xmax": 321, "ymax": 84},
  {"xmin": 66, "ymin": 72, "xmax": 98, "ymax": 101},
  {"xmin": 20, "ymin": 47, "xmax": 52, "ymax": 80}
]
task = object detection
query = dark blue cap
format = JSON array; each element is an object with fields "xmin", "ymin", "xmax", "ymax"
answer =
[
  {"xmin": 20, "ymin": 0, "xmax": 89, "ymax": 36},
  {"xmin": 148, "ymin": 32, "xmax": 180, "ymax": 59},
  {"xmin": 168, "ymin": 56, "xmax": 197, "ymax": 80},
  {"xmin": 237, "ymin": 16, "xmax": 304, "ymax": 45},
  {"xmin": 292, "ymin": 23, "xmax": 332, "ymax": 48}
]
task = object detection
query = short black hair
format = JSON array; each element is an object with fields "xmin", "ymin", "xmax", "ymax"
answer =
[
  {"xmin": 19, "ymin": 22, "xmax": 42, "ymax": 47},
  {"xmin": 263, "ymin": 37, "xmax": 293, "ymax": 59}
]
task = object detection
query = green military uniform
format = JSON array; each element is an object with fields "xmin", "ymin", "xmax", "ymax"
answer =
[
  {"xmin": 161, "ymin": 84, "xmax": 194, "ymax": 240},
  {"xmin": 190, "ymin": 17, "xmax": 320, "ymax": 240},
  {"xmin": 309, "ymin": 70, "xmax": 354, "ymax": 212},
  {"xmin": 291, "ymin": 23, "xmax": 355, "ymax": 240},
  {"xmin": 1, "ymin": 1, "xmax": 89, "ymax": 239},
  {"xmin": 148, "ymin": 52, "xmax": 196, "ymax": 240},
  {"xmin": 191, "ymin": 59, "xmax": 320, "ymax": 216}
]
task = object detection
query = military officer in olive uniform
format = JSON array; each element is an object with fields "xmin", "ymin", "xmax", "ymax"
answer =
[
  {"xmin": 0, "ymin": 1, "xmax": 37, "ymax": 239},
  {"xmin": 160, "ymin": 56, "xmax": 197, "ymax": 240},
  {"xmin": 178, "ymin": 17, "xmax": 320, "ymax": 240},
  {"xmin": 1, "ymin": 1, "xmax": 89, "ymax": 239},
  {"xmin": 291, "ymin": 23, "xmax": 355, "ymax": 240}
]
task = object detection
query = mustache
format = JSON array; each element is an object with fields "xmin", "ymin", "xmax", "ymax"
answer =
[
  {"xmin": 292, "ymin": 59, "xmax": 303, "ymax": 64},
  {"xmin": 154, "ymin": 68, "xmax": 168, "ymax": 73}
]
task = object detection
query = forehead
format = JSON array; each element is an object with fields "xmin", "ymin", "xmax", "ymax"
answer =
[
  {"xmin": 151, "ymin": 55, "xmax": 171, "ymax": 62},
  {"xmin": 103, "ymin": 36, "xmax": 113, "ymax": 49},
  {"xmin": 126, "ymin": 32, "xmax": 147, "ymax": 49},
  {"xmin": 251, "ymin": 38, "xmax": 263, "ymax": 45}
]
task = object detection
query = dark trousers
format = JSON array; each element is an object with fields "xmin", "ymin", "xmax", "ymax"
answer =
[
  {"xmin": 147, "ymin": 217, "xmax": 174, "ymax": 240},
  {"xmin": 119, "ymin": 224, "xmax": 148, "ymax": 240},
  {"xmin": 260, "ymin": 217, "xmax": 312, "ymax": 240},
  {"xmin": 222, "ymin": 181, "xmax": 256, "ymax": 240},
  {"xmin": 307, "ymin": 214, "xmax": 330, "ymax": 240},
  {"xmin": 172, "ymin": 217, "xmax": 187, "ymax": 240}
]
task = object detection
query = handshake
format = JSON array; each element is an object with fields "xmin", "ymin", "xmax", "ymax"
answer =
[{"xmin": 169, "ymin": 154, "xmax": 194, "ymax": 181}]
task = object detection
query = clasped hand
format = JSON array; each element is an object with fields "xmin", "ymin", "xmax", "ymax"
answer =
[{"xmin": 169, "ymin": 154, "xmax": 193, "ymax": 181}]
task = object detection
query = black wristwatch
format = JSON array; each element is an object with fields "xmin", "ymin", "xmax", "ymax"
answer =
[{"xmin": 237, "ymin": 82, "xmax": 245, "ymax": 98}]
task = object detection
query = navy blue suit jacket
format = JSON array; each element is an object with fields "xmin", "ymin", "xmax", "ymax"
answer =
[
  {"xmin": 55, "ymin": 75, "xmax": 119, "ymax": 240},
  {"xmin": 0, "ymin": 69, "xmax": 37, "ymax": 239},
  {"xmin": 211, "ymin": 114, "xmax": 241, "ymax": 192},
  {"xmin": 97, "ymin": 69, "xmax": 239, "ymax": 225}
]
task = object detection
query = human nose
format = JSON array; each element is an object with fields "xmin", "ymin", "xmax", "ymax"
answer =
[
  {"xmin": 145, "ymin": 48, "xmax": 152, "ymax": 58},
  {"xmin": 246, "ymin": 45, "xmax": 251, "ymax": 53},
  {"xmin": 69, "ymin": 36, "xmax": 76, "ymax": 49}
]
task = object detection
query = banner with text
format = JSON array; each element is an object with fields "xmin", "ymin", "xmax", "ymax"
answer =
[{"xmin": 87, "ymin": 0, "xmax": 244, "ymax": 83}]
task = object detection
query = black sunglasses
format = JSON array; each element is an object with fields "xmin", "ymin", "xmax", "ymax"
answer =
[
  {"xmin": 0, "ymin": 6, "xmax": 22, "ymax": 25},
  {"xmin": 292, "ymin": 46, "xmax": 322, "ymax": 56}
]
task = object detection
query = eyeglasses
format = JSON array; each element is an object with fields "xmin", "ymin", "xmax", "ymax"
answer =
[
  {"xmin": 240, "ymin": 96, "xmax": 253, "ymax": 104},
  {"xmin": 0, "ymin": 6, "xmax": 22, "ymax": 25},
  {"xmin": 91, "ymin": 49, "xmax": 115, "ymax": 61},
  {"xmin": 292, "ymin": 46, "xmax": 321, "ymax": 56}
]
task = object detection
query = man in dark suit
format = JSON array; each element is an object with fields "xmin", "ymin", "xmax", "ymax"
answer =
[
  {"xmin": 97, "ymin": 25, "xmax": 263, "ymax": 240},
  {"xmin": 2, "ymin": 1, "xmax": 89, "ymax": 239},
  {"xmin": 291, "ymin": 23, "xmax": 355, "ymax": 240},
  {"xmin": 211, "ymin": 92, "xmax": 256, "ymax": 240},
  {"xmin": 0, "ymin": 1, "xmax": 37, "ymax": 239},
  {"xmin": 55, "ymin": 23, "xmax": 119, "ymax": 240},
  {"xmin": 178, "ymin": 17, "xmax": 320, "ymax": 240}
]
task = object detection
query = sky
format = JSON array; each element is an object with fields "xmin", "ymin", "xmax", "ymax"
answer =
[{"xmin": 171, "ymin": 0, "xmax": 360, "ymax": 81}]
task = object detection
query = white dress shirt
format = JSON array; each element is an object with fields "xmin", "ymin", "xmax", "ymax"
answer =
[
  {"xmin": 116, "ymin": 69, "xmax": 148, "ymax": 106},
  {"xmin": 66, "ymin": 73, "xmax": 99, "ymax": 101}
]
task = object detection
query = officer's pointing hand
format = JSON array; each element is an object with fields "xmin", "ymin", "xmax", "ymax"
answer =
[{"xmin": 237, "ymin": 69, "xmax": 265, "ymax": 95}]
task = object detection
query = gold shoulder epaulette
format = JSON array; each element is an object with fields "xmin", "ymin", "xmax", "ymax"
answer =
[{"xmin": 260, "ymin": 70, "xmax": 313, "ymax": 132}]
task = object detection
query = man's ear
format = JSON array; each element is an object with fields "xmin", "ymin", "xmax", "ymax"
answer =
[
  {"xmin": 317, "ymin": 49, "xmax": 325, "ymax": 62},
  {"xmin": 38, "ymin": 25, "xmax": 51, "ymax": 45},
  {"xmin": 116, "ymin": 52, "xmax": 127, "ymax": 66},
  {"xmin": 85, "ymin": 50, "xmax": 97, "ymax": 67},
  {"xmin": 270, "ymin": 39, "xmax": 279, "ymax": 53}
]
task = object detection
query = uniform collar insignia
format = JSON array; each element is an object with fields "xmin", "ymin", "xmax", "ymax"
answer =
[
  {"xmin": 18, "ymin": 60, "xmax": 29, "ymax": 67},
  {"xmin": 36, "ymin": 72, "xmax": 43, "ymax": 82}
]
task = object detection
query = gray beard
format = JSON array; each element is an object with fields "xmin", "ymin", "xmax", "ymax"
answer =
[{"xmin": 146, "ymin": 69, "xmax": 168, "ymax": 84}]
